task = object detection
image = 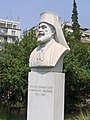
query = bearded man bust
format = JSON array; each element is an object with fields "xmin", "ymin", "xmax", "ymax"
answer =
[{"xmin": 29, "ymin": 12, "xmax": 70, "ymax": 72}]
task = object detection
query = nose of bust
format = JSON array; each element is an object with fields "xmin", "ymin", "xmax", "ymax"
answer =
[{"xmin": 39, "ymin": 27, "xmax": 43, "ymax": 31}]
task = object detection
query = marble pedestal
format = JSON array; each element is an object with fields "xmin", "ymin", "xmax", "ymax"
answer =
[{"xmin": 27, "ymin": 71, "xmax": 65, "ymax": 120}]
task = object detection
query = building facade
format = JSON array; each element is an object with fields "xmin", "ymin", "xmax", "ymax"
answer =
[
  {"xmin": 62, "ymin": 22, "xmax": 90, "ymax": 43},
  {"xmin": 24, "ymin": 22, "xmax": 90, "ymax": 44},
  {"xmin": 0, "ymin": 19, "xmax": 21, "ymax": 44}
]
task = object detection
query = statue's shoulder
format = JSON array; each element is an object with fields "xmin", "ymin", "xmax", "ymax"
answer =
[
  {"xmin": 30, "ymin": 47, "xmax": 38, "ymax": 56},
  {"xmin": 50, "ymin": 41, "xmax": 69, "ymax": 66},
  {"xmin": 51, "ymin": 41, "xmax": 68, "ymax": 53}
]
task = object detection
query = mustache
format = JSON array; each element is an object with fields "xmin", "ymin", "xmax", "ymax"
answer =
[{"xmin": 38, "ymin": 31, "xmax": 45, "ymax": 36}]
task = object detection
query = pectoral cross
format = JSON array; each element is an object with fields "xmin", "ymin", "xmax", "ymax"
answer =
[{"xmin": 38, "ymin": 49, "xmax": 44, "ymax": 61}]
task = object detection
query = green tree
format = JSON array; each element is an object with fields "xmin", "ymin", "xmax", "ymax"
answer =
[
  {"xmin": 63, "ymin": 31, "xmax": 90, "ymax": 114},
  {"xmin": 0, "ymin": 29, "xmax": 37, "ymax": 113},
  {"xmin": 71, "ymin": 0, "xmax": 81, "ymax": 40}
]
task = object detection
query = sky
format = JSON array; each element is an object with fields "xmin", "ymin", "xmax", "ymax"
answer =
[{"xmin": 0, "ymin": 0, "xmax": 90, "ymax": 33}]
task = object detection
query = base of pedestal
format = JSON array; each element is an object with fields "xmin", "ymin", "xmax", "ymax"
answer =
[{"xmin": 27, "ymin": 71, "xmax": 65, "ymax": 120}]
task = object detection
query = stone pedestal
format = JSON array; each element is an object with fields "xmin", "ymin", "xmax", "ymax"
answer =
[{"xmin": 27, "ymin": 71, "xmax": 65, "ymax": 120}]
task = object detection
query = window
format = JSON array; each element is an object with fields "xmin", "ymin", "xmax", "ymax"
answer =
[
  {"xmin": 4, "ymin": 37, "xmax": 7, "ymax": 42},
  {"xmin": 12, "ymin": 38, "xmax": 16, "ymax": 43},
  {"xmin": 7, "ymin": 24, "xmax": 12, "ymax": 28},
  {"xmin": 13, "ymin": 25, "xmax": 17, "ymax": 29},
  {"xmin": 12, "ymin": 30, "xmax": 16, "ymax": 35},
  {"xmin": 3, "ymin": 28, "xmax": 8, "ymax": 33}
]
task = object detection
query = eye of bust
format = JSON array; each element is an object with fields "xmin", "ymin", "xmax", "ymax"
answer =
[
  {"xmin": 41, "ymin": 25, "xmax": 47, "ymax": 29},
  {"xmin": 39, "ymin": 24, "xmax": 47, "ymax": 29}
]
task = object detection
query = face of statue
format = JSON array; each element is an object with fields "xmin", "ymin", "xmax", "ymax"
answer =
[{"xmin": 37, "ymin": 23, "xmax": 53, "ymax": 44}]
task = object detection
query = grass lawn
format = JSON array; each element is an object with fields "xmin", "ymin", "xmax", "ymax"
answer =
[
  {"xmin": 0, "ymin": 115, "xmax": 26, "ymax": 120},
  {"xmin": 0, "ymin": 114, "xmax": 90, "ymax": 120},
  {"xmin": 0, "ymin": 109, "xmax": 26, "ymax": 120},
  {"xmin": 65, "ymin": 113, "xmax": 90, "ymax": 120},
  {"xmin": 0, "ymin": 108, "xmax": 90, "ymax": 120}
]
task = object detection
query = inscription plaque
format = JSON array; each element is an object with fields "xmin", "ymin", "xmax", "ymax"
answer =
[{"xmin": 29, "ymin": 85, "xmax": 53, "ymax": 96}]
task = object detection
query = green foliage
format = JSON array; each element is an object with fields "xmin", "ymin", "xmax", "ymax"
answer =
[
  {"xmin": 0, "ymin": 108, "xmax": 26, "ymax": 120},
  {"xmin": 73, "ymin": 112, "xmax": 90, "ymax": 120},
  {"xmin": 71, "ymin": 0, "xmax": 81, "ymax": 40},
  {"xmin": 0, "ymin": 24, "xmax": 90, "ymax": 116},
  {"xmin": 71, "ymin": 0, "xmax": 80, "ymax": 30},
  {"xmin": 64, "ymin": 31, "xmax": 90, "ymax": 114},
  {"xmin": 0, "ymin": 30, "xmax": 37, "ymax": 110},
  {"xmin": 65, "ymin": 113, "xmax": 90, "ymax": 120},
  {"xmin": 0, "ymin": 107, "xmax": 7, "ymax": 120},
  {"xmin": 64, "ymin": 1, "xmax": 90, "ymax": 113}
]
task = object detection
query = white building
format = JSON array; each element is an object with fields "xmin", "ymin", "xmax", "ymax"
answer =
[
  {"xmin": 62, "ymin": 22, "xmax": 90, "ymax": 43},
  {"xmin": 0, "ymin": 19, "xmax": 21, "ymax": 44}
]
